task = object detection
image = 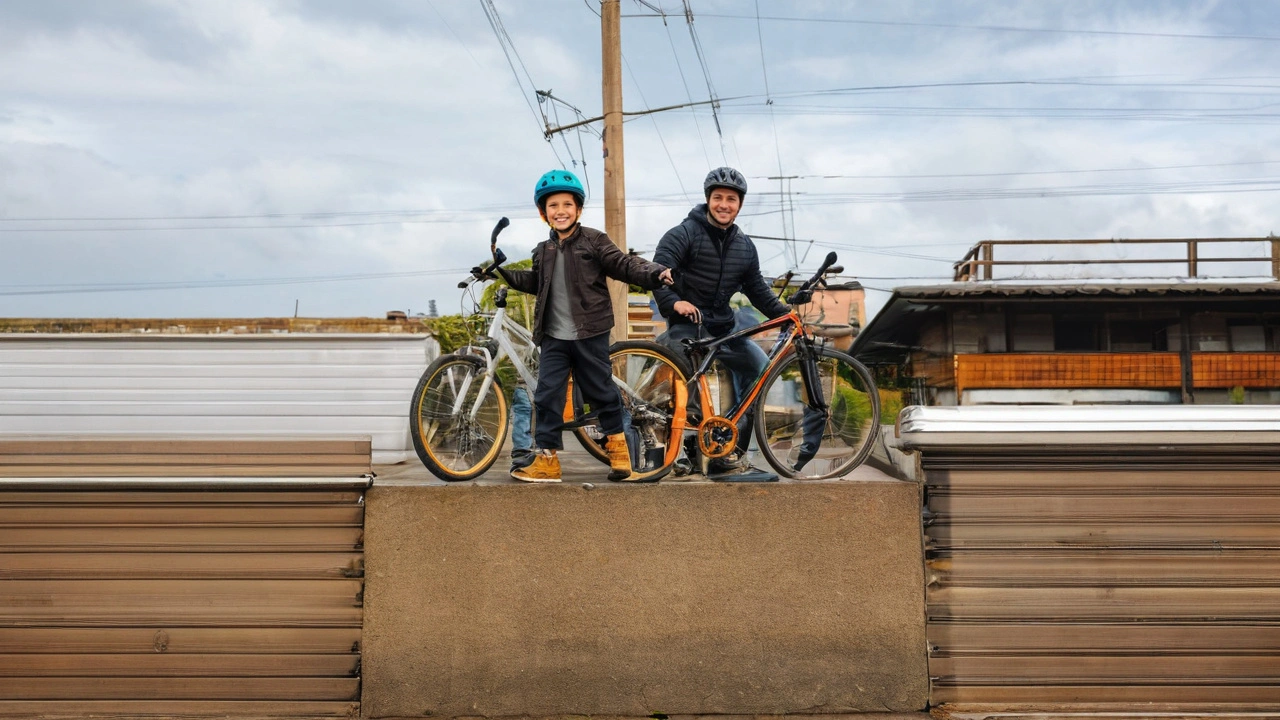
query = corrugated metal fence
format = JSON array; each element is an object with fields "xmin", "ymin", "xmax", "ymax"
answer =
[
  {"xmin": 900, "ymin": 406, "xmax": 1280, "ymax": 714},
  {"xmin": 0, "ymin": 334, "xmax": 437, "ymax": 465},
  {"xmin": 0, "ymin": 437, "xmax": 371, "ymax": 717}
]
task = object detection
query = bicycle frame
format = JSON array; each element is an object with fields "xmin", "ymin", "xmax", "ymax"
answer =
[
  {"xmin": 684, "ymin": 307, "xmax": 822, "ymax": 430},
  {"xmin": 678, "ymin": 251, "xmax": 845, "ymax": 440},
  {"xmin": 452, "ymin": 300, "xmax": 539, "ymax": 422}
]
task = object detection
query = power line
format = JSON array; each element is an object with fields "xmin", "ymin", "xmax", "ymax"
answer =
[
  {"xmin": 425, "ymin": 0, "xmax": 484, "ymax": 69},
  {"xmin": 657, "ymin": 0, "xmax": 713, "ymax": 168},
  {"xmin": 478, "ymin": 0, "xmax": 568, "ymax": 167},
  {"xmin": 681, "ymin": 0, "xmax": 727, "ymax": 163},
  {"xmin": 7, "ymin": 170, "xmax": 1279, "ymax": 232},
  {"xmin": 754, "ymin": 0, "xmax": 793, "ymax": 267},
  {"xmin": 713, "ymin": 102, "xmax": 1280, "ymax": 124},
  {"xmin": 545, "ymin": 75, "xmax": 1280, "ymax": 137},
  {"xmin": 693, "ymin": 12, "xmax": 1280, "ymax": 43},
  {"xmin": 0, "ymin": 267, "xmax": 474, "ymax": 297},
  {"xmin": 621, "ymin": 52, "xmax": 692, "ymax": 203},
  {"xmin": 751, "ymin": 235, "xmax": 954, "ymax": 262},
  {"xmin": 733, "ymin": 176, "xmax": 1280, "ymax": 209},
  {"xmin": 747, "ymin": 159, "xmax": 1280, "ymax": 181}
]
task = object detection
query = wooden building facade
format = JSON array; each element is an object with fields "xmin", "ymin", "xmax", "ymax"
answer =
[{"xmin": 854, "ymin": 238, "xmax": 1280, "ymax": 406}]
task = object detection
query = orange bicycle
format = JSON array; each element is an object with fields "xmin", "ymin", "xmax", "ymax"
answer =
[{"xmin": 573, "ymin": 251, "xmax": 880, "ymax": 480}]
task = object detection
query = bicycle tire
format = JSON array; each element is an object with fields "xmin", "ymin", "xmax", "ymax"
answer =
[
  {"xmin": 572, "ymin": 340, "xmax": 691, "ymax": 481},
  {"xmin": 753, "ymin": 346, "xmax": 880, "ymax": 480},
  {"xmin": 410, "ymin": 353, "xmax": 509, "ymax": 481}
]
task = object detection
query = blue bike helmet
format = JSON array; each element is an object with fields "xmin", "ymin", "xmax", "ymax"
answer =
[{"xmin": 534, "ymin": 169, "xmax": 586, "ymax": 211}]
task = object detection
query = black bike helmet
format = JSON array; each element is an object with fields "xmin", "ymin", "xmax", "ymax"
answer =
[{"xmin": 703, "ymin": 166, "xmax": 748, "ymax": 200}]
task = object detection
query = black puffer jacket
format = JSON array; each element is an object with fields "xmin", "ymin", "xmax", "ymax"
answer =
[
  {"xmin": 498, "ymin": 224, "xmax": 667, "ymax": 344},
  {"xmin": 652, "ymin": 205, "xmax": 788, "ymax": 336}
]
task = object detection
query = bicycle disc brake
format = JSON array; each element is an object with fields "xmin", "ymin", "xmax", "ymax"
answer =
[{"xmin": 697, "ymin": 417, "xmax": 738, "ymax": 459}]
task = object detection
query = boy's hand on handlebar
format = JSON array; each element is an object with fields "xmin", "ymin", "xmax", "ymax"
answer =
[
  {"xmin": 658, "ymin": 268, "xmax": 674, "ymax": 286},
  {"xmin": 674, "ymin": 300, "xmax": 702, "ymax": 324}
]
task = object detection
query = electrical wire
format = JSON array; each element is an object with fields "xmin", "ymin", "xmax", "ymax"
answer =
[
  {"xmin": 748, "ymin": 159, "xmax": 1280, "ymax": 181},
  {"xmin": 693, "ymin": 12, "xmax": 1280, "ymax": 43},
  {"xmin": 681, "ymin": 0, "xmax": 727, "ymax": 163},
  {"xmin": 425, "ymin": 0, "xmax": 485, "ymax": 69},
  {"xmin": 0, "ymin": 267, "xmax": 474, "ymax": 297},
  {"xmin": 478, "ymin": 0, "xmax": 568, "ymax": 166},
  {"xmin": 658, "ymin": 0, "xmax": 713, "ymax": 167},
  {"xmin": 6, "ymin": 167, "xmax": 1279, "ymax": 232},
  {"xmin": 751, "ymin": 235, "xmax": 955, "ymax": 262},
  {"xmin": 754, "ymin": 0, "xmax": 793, "ymax": 267},
  {"xmin": 622, "ymin": 52, "xmax": 692, "ymax": 203}
]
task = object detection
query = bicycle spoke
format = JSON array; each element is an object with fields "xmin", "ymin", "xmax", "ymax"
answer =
[
  {"xmin": 755, "ymin": 347, "xmax": 880, "ymax": 479},
  {"xmin": 410, "ymin": 356, "xmax": 508, "ymax": 480},
  {"xmin": 571, "ymin": 342, "xmax": 686, "ymax": 480}
]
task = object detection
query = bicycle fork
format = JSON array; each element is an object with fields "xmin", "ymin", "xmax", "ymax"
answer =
[{"xmin": 794, "ymin": 339, "xmax": 831, "ymax": 413}]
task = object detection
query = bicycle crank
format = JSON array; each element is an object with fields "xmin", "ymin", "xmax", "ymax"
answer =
[{"xmin": 696, "ymin": 417, "xmax": 738, "ymax": 459}]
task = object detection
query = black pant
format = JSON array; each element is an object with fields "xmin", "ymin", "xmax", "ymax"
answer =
[{"xmin": 534, "ymin": 333, "xmax": 623, "ymax": 450}]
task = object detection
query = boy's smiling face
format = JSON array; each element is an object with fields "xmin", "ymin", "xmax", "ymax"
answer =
[{"xmin": 541, "ymin": 192, "xmax": 582, "ymax": 235}]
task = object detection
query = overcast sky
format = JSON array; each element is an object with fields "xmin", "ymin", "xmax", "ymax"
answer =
[{"xmin": 2, "ymin": 0, "xmax": 1277, "ymax": 320}]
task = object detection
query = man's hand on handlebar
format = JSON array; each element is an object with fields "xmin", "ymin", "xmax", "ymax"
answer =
[{"xmin": 673, "ymin": 300, "xmax": 702, "ymax": 324}]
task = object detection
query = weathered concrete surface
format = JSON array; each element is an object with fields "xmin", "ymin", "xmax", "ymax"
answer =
[{"xmin": 363, "ymin": 466, "xmax": 927, "ymax": 718}]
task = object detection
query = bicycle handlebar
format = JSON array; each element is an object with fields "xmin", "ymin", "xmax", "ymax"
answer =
[
  {"xmin": 490, "ymin": 216, "xmax": 510, "ymax": 248},
  {"xmin": 788, "ymin": 251, "xmax": 838, "ymax": 306},
  {"xmin": 458, "ymin": 217, "xmax": 512, "ymax": 288}
]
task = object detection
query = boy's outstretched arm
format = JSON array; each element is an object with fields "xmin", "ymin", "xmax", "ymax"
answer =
[
  {"xmin": 594, "ymin": 234, "xmax": 670, "ymax": 291},
  {"xmin": 496, "ymin": 247, "xmax": 540, "ymax": 295}
]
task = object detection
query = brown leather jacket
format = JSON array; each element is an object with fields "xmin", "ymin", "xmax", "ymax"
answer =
[{"xmin": 498, "ymin": 224, "xmax": 667, "ymax": 343}]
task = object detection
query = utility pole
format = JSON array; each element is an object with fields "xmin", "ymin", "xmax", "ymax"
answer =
[{"xmin": 601, "ymin": 0, "xmax": 629, "ymax": 342}]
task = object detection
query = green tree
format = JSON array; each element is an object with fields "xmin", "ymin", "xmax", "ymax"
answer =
[
  {"xmin": 419, "ymin": 314, "xmax": 479, "ymax": 355},
  {"xmin": 479, "ymin": 258, "xmax": 535, "ymax": 329}
]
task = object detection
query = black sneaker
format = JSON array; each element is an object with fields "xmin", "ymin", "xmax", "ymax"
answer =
[{"xmin": 707, "ymin": 452, "xmax": 751, "ymax": 476}]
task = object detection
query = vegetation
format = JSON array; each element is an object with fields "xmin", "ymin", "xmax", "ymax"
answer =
[
  {"xmin": 419, "ymin": 314, "xmax": 480, "ymax": 355},
  {"xmin": 419, "ymin": 257, "xmax": 538, "ymax": 403},
  {"xmin": 479, "ymin": 258, "xmax": 534, "ymax": 329}
]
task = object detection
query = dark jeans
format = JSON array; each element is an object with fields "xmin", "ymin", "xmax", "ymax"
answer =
[
  {"xmin": 533, "ymin": 333, "xmax": 623, "ymax": 450},
  {"xmin": 657, "ymin": 321, "xmax": 769, "ymax": 454}
]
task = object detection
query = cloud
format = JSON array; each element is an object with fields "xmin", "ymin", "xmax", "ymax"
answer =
[{"xmin": 1, "ymin": 0, "xmax": 1276, "ymax": 321}]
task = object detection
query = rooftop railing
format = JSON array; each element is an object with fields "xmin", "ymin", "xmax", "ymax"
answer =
[{"xmin": 954, "ymin": 237, "xmax": 1280, "ymax": 282}]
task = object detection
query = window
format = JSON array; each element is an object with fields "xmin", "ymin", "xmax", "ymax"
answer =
[
  {"xmin": 1054, "ymin": 315, "xmax": 1101, "ymax": 351},
  {"xmin": 1108, "ymin": 312, "xmax": 1173, "ymax": 352},
  {"xmin": 1009, "ymin": 313, "xmax": 1053, "ymax": 352}
]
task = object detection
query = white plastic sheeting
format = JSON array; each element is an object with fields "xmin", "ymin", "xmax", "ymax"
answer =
[
  {"xmin": 895, "ymin": 403, "xmax": 1280, "ymax": 448},
  {"xmin": 0, "ymin": 333, "xmax": 439, "ymax": 465}
]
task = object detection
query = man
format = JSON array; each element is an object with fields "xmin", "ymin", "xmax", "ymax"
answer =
[{"xmin": 652, "ymin": 167, "xmax": 789, "ymax": 474}]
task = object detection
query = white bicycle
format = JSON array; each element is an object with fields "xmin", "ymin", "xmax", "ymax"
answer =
[{"xmin": 409, "ymin": 218, "xmax": 688, "ymax": 481}]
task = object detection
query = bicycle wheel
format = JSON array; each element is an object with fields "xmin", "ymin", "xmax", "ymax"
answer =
[
  {"xmin": 753, "ymin": 346, "xmax": 880, "ymax": 480},
  {"xmin": 572, "ymin": 340, "xmax": 690, "ymax": 481},
  {"xmin": 410, "ymin": 354, "xmax": 509, "ymax": 481}
]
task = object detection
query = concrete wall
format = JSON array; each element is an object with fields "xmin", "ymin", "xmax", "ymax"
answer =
[{"xmin": 362, "ymin": 480, "xmax": 927, "ymax": 718}]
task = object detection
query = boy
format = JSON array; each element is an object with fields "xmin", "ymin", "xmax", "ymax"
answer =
[{"xmin": 497, "ymin": 169, "xmax": 673, "ymax": 483}]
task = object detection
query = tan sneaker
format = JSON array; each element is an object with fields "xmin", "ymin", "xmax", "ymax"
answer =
[
  {"xmin": 604, "ymin": 433, "xmax": 634, "ymax": 482},
  {"xmin": 511, "ymin": 450, "xmax": 561, "ymax": 483}
]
